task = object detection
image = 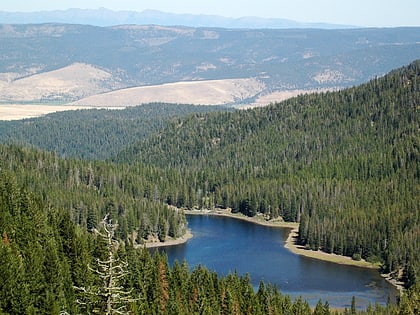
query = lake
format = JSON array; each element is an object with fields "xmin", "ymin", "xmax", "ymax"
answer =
[{"xmin": 154, "ymin": 214, "xmax": 398, "ymax": 309}]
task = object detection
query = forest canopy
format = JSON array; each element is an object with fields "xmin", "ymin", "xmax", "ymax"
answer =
[
  {"xmin": 0, "ymin": 60, "xmax": 419, "ymax": 313},
  {"xmin": 0, "ymin": 103, "xmax": 233, "ymax": 160},
  {"xmin": 118, "ymin": 60, "xmax": 420, "ymax": 287}
]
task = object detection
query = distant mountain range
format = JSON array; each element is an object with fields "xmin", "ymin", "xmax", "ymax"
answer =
[
  {"xmin": 1, "ymin": 22, "xmax": 419, "ymax": 106},
  {"xmin": 0, "ymin": 8, "xmax": 356, "ymax": 29}
]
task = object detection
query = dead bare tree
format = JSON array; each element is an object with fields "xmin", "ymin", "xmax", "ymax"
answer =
[{"xmin": 75, "ymin": 213, "xmax": 136, "ymax": 314}]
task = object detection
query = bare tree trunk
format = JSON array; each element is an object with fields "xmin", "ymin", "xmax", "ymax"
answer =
[{"xmin": 75, "ymin": 213, "xmax": 136, "ymax": 314}]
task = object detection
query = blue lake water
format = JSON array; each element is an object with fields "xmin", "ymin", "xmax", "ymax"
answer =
[{"xmin": 154, "ymin": 214, "xmax": 398, "ymax": 309}]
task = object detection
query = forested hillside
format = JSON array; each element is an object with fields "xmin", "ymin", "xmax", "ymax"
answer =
[
  {"xmin": 0, "ymin": 103, "xmax": 232, "ymax": 160},
  {"xmin": 0, "ymin": 169, "xmax": 335, "ymax": 314},
  {"xmin": 1, "ymin": 167, "xmax": 419, "ymax": 314},
  {"xmin": 119, "ymin": 61, "xmax": 420, "ymax": 287},
  {"xmin": 0, "ymin": 143, "xmax": 191, "ymax": 246},
  {"xmin": 0, "ymin": 61, "xmax": 419, "ymax": 313}
]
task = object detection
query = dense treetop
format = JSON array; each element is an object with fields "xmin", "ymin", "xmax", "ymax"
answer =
[
  {"xmin": 0, "ymin": 60, "xmax": 419, "ymax": 313},
  {"xmin": 1, "ymin": 168, "xmax": 419, "ymax": 314},
  {"xmin": 119, "ymin": 60, "xmax": 420, "ymax": 287},
  {"xmin": 0, "ymin": 103, "xmax": 232, "ymax": 160}
]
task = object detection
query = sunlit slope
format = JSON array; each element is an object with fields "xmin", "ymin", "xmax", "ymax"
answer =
[
  {"xmin": 71, "ymin": 78, "xmax": 265, "ymax": 107},
  {"xmin": 1, "ymin": 24, "xmax": 420, "ymax": 105},
  {"xmin": 0, "ymin": 63, "xmax": 123, "ymax": 102}
]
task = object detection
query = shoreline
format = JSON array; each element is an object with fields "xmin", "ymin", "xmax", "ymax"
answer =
[
  {"xmin": 284, "ymin": 227, "xmax": 405, "ymax": 292},
  {"xmin": 184, "ymin": 208, "xmax": 299, "ymax": 229},
  {"xmin": 184, "ymin": 208, "xmax": 404, "ymax": 292},
  {"xmin": 185, "ymin": 208, "xmax": 379, "ymax": 268},
  {"xmin": 284, "ymin": 227, "xmax": 376, "ymax": 269},
  {"xmin": 143, "ymin": 207, "xmax": 404, "ymax": 292},
  {"xmin": 186, "ymin": 209, "xmax": 377, "ymax": 267},
  {"xmin": 138, "ymin": 230, "xmax": 193, "ymax": 249}
]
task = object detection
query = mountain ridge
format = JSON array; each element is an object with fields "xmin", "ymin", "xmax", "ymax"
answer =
[
  {"xmin": 1, "ymin": 23, "xmax": 419, "ymax": 106},
  {"xmin": 0, "ymin": 8, "xmax": 356, "ymax": 29},
  {"xmin": 116, "ymin": 61, "xmax": 419, "ymax": 287}
]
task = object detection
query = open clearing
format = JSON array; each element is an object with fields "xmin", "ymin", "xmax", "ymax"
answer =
[
  {"xmin": 0, "ymin": 61, "xmax": 326, "ymax": 120},
  {"xmin": 0, "ymin": 104, "xmax": 99, "ymax": 121},
  {"xmin": 0, "ymin": 87, "xmax": 321, "ymax": 121},
  {"xmin": 243, "ymin": 88, "xmax": 331, "ymax": 108},
  {"xmin": 70, "ymin": 78, "xmax": 265, "ymax": 107},
  {"xmin": 0, "ymin": 63, "xmax": 123, "ymax": 102}
]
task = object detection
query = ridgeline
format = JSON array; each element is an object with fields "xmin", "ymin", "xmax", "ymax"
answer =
[
  {"xmin": 119, "ymin": 61, "xmax": 420, "ymax": 287},
  {"xmin": 0, "ymin": 61, "xmax": 419, "ymax": 313}
]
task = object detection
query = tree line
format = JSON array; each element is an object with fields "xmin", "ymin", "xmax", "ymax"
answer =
[
  {"xmin": 0, "ymin": 103, "xmax": 232, "ymax": 160},
  {"xmin": 118, "ymin": 61, "xmax": 420, "ymax": 287},
  {"xmin": 0, "ymin": 143, "xmax": 188, "ymax": 246},
  {"xmin": 0, "ymin": 60, "xmax": 419, "ymax": 313},
  {"xmin": 1, "ymin": 169, "xmax": 419, "ymax": 314}
]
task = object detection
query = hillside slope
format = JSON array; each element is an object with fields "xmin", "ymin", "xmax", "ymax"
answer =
[
  {"xmin": 0, "ymin": 8, "xmax": 355, "ymax": 29},
  {"xmin": 1, "ymin": 24, "xmax": 420, "ymax": 105},
  {"xmin": 0, "ymin": 63, "xmax": 123, "ymax": 102},
  {"xmin": 119, "ymin": 61, "xmax": 420, "ymax": 286},
  {"xmin": 70, "ymin": 78, "xmax": 264, "ymax": 107},
  {"xmin": 0, "ymin": 103, "xmax": 233, "ymax": 160}
]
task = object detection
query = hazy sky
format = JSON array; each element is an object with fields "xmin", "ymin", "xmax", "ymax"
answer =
[{"xmin": 1, "ymin": 0, "xmax": 419, "ymax": 27}]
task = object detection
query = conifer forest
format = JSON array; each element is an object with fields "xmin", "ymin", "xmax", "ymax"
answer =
[{"xmin": 0, "ymin": 61, "xmax": 419, "ymax": 314}]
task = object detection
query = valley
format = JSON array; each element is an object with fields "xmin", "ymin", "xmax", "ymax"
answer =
[
  {"xmin": 0, "ymin": 15, "xmax": 419, "ymax": 314},
  {"xmin": 1, "ymin": 24, "xmax": 419, "ymax": 110},
  {"xmin": 0, "ymin": 87, "xmax": 323, "ymax": 120},
  {"xmin": 0, "ymin": 104, "xmax": 98, "ymax": 120}
]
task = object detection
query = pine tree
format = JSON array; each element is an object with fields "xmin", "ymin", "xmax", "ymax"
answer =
[
  {"xmin": 314, "ymin": 300, "xmax": 325, "ymax": 315},
  {"xmin": 351, "ymin": 296, "xmax": 357, "ymax": 315}
]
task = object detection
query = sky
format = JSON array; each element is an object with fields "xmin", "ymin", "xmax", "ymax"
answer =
[{"xmin": 1, "ymin": 0, "xmax": 419, "ymax": 28}]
